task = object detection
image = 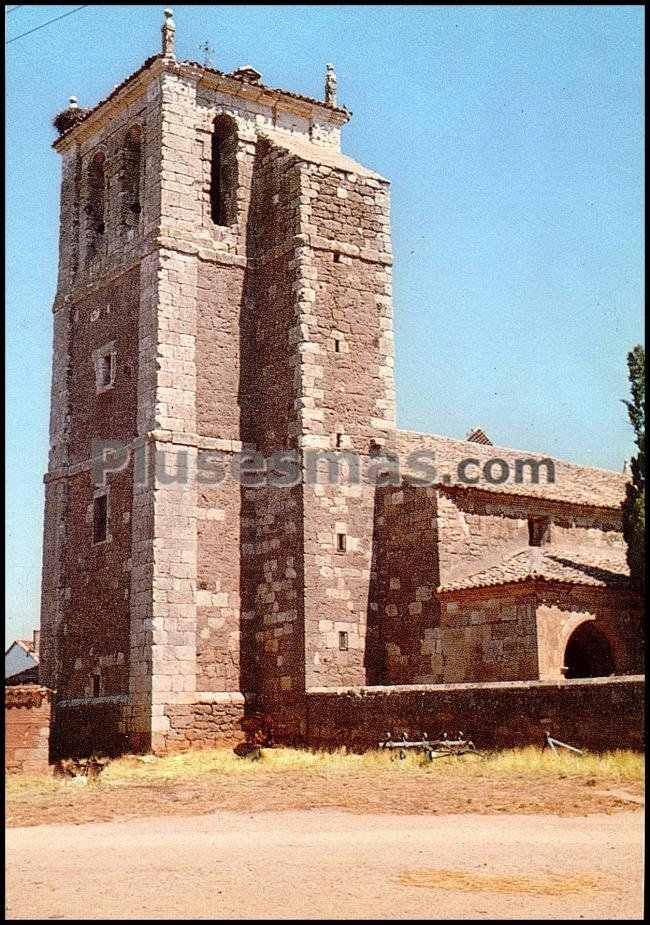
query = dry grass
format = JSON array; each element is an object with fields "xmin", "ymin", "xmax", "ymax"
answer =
[
  {"xmin": 98, "ymin": 745, "xmax": 644, "ymax": 784},
  {"xmin": 5, "ymin": 746, "xmax": 643, "ymax": 827},
  {"xmin": 429, "ymin": 746, "xmax": 644, "ymax": 781},
  {"xmin": 7, "ymin": 746, "xmax": 643, "ymax": 794},
  {"xmin": 5, "ymin": 774, "xmax": 61, "ymax": 799}
]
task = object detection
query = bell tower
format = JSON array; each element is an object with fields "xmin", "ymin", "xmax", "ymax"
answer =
[{"xmin": 41, "ymin": 9, "xmax": 395, "ymax": 754}]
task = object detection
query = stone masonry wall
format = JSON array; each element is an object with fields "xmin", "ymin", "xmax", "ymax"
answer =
[
  {"xmin": 54, "ymin": 71, "xmax": 161, "ymax": 291},
  {"xmin": 305, "ymin": 676, "xmax": 645, "ymax": 752},
  {"xmin": 439, "ymin": 592, "xmax": 539, "ymax": 683},
  {"xmin": 60, "ymin": 465, "xmax": 132, "ymax": 698},
  {"xmin": 67, "ymin": 266, "xmax": 140, "ymax": 465},
  {"xmin": 372, "ymin": 484, "xmax": 440, "ymax": 684},
  {"xmin": 5, "ymin": 687, "xmax": 54, "ymax": 774},
  {"xmin": 41, "ymin": 265, "xmax": 141, "ymax": 693},
  {"xmin": 196, "ymin": 262, "xmax": 247, "ymax": 442},
  {"xmin": 163, "ymin": 693, "xmax": 247, "ymax": 752},
  {"xmin": 52, "ymin": 698, "xmax": 129, "ymax": 759},
  {"xmin": 196, "ymin": 450, "xmax": 243, "ymax": 692},
  {"xmin": 295, "ymin": 157, "xmax": 396, "ymax": 692},
  {"xmin": 44, "ymin": 63, "xmax": 165, "ymax": 748},
  {"xmin": 127, "ymin": 69, "xmax": 202, "ymax": 751},
  {"xmin": 242, "ymin": 142, "xmax": 309, "ymax": 738},
  {"xmin": 246, "ymin": 140, "xmax": 304, "ymax": 453},
  {"xmin": 39, "ymin": 475, "xmax": 67, "ymax": 691},
  {"xmin": 44, "ymin": 50, "xmax": 639, "ymax": 758},
  {"xmin": 44, "ymin": 267, "xmax": 139, "ymax": 705},
  {"xmin": 246, "ymin": 482, "xmax": 306, "ymax": 741}
]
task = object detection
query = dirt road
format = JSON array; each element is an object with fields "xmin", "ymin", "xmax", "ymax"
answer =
[{"xmin": 6, "ymin": 809, "xmax": 643, "ymax": 919}]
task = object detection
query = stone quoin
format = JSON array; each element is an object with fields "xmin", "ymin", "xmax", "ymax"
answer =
[{"xmin": 39, "ymin": 10, "xmax": 643, "ymax": 756}]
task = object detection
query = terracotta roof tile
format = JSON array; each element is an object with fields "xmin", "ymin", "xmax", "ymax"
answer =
[
  {"xmin": 5, "ymin": 685, "xmax": 53, "ymax": 708},
  {"xmin": 398, "ymin": 431, "xmax": 627, "ymax": 509},
  {"xmin": 438, "ymin": 546, "xmax": 630, "ymax": 593}
]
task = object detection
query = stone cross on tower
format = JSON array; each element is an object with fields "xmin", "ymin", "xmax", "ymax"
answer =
[
  {"xmin": 324, "ymin": 63, "xmax": 337, "ymax": 106},
  {"xmin": 161, "ymin": 8, "xmax": 176, "ymax": 59}
]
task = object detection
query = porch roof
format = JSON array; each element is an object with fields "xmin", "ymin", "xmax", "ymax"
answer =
[{"xmin": 438, "ymin": 546, "xmax": 631, "ymax": 594}]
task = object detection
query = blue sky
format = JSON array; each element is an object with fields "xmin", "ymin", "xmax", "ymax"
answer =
[{"xmin": 5, "ymin": 5, "xmax": 644, "ymax": 641}]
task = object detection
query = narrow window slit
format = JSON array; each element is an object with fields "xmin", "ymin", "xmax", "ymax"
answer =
[
  {"xmin": 93, "ymin": 495, "xmax": 108, "ymax": 544},
  {"xmin": 210, "ymin": 115, "xmax": 238, "ymax": 226},
  {"xmin": 85, "ymin": 151, "xmax": 106, "ymax": 263},
  {"xmin": 100, "ymin": 353, "xmax": 113, "ymax": 388}
]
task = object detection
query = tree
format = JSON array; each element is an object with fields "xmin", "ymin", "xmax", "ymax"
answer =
[{"xmin": 621, "ymin": 344, "xmax": 645, "ymax": 593}]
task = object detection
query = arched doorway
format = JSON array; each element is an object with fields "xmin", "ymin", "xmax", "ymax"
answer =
[{"xmin": 564, "ymin": 622, "xmax": 614, "ymax": 679}]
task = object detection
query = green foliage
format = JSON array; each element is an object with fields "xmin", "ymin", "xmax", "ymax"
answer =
[{"xmin": 621, "ymin": 345, "xmax": 645, "ymax": 591}]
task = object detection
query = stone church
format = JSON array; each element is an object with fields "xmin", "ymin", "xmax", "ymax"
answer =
[{"xmin": 40, "ymin": 11, "xmax": 642, "ymax": 755}]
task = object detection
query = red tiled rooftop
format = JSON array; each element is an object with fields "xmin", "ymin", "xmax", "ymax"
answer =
[
  {"xmin": 438, "ymin": 545, "xmax": 630, "ymax": 593},
  {"xmin": 398, "ymin": 431, "xmax": 628, "ymax": 510}
]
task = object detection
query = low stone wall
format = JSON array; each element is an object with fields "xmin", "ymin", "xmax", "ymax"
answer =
[
  {"xmin": 52, "ymin": 694, "xmax": 250, "ymax": 757},
  {"xmin": 5, "ymin": 686, "xmax": 54, "ymax": 773},
  {"xmin": 48, "ymin": 677, "xmax": 645, "ymax": 757},
  {"xmin": 52, "ymin": 697, "xmax": 129, "ymax": 759},
  {"xmin": 161, "ymin": 694, "xmax": 249, "ymax": 753},
  {"xmin": 305, "ymin": 675, "xmax": 645, "ymax": 752}
]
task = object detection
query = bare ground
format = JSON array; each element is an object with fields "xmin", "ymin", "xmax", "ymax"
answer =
[
  {"xmin": 5, "ymin": 764, "xmax": 645, "ymax": 828},
  {"xmin": 5, "ymin": 809, "xmax": 644, "ymax": 919}
]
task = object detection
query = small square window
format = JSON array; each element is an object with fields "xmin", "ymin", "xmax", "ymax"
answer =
[
  {"xmin": 93, "ymin": 494, "xmax": 108, "ymax": 544},
  {"xmin": 338, "ymin": 631, "xmax": 349, "ymax": 651},
  {"xmin": 336, "ymin": 532, "xmax": 347, "ymax": 553}
]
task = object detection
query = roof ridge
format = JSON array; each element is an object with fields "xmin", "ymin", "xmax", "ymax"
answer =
[{"xmin": 397, "ymin": 429, "xmax": 626, "ymax": 479}]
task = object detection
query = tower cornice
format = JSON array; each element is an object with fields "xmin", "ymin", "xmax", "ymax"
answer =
[{"xmin": 53, "ymin": 54, "xmax": 350, "ymax": 154}]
